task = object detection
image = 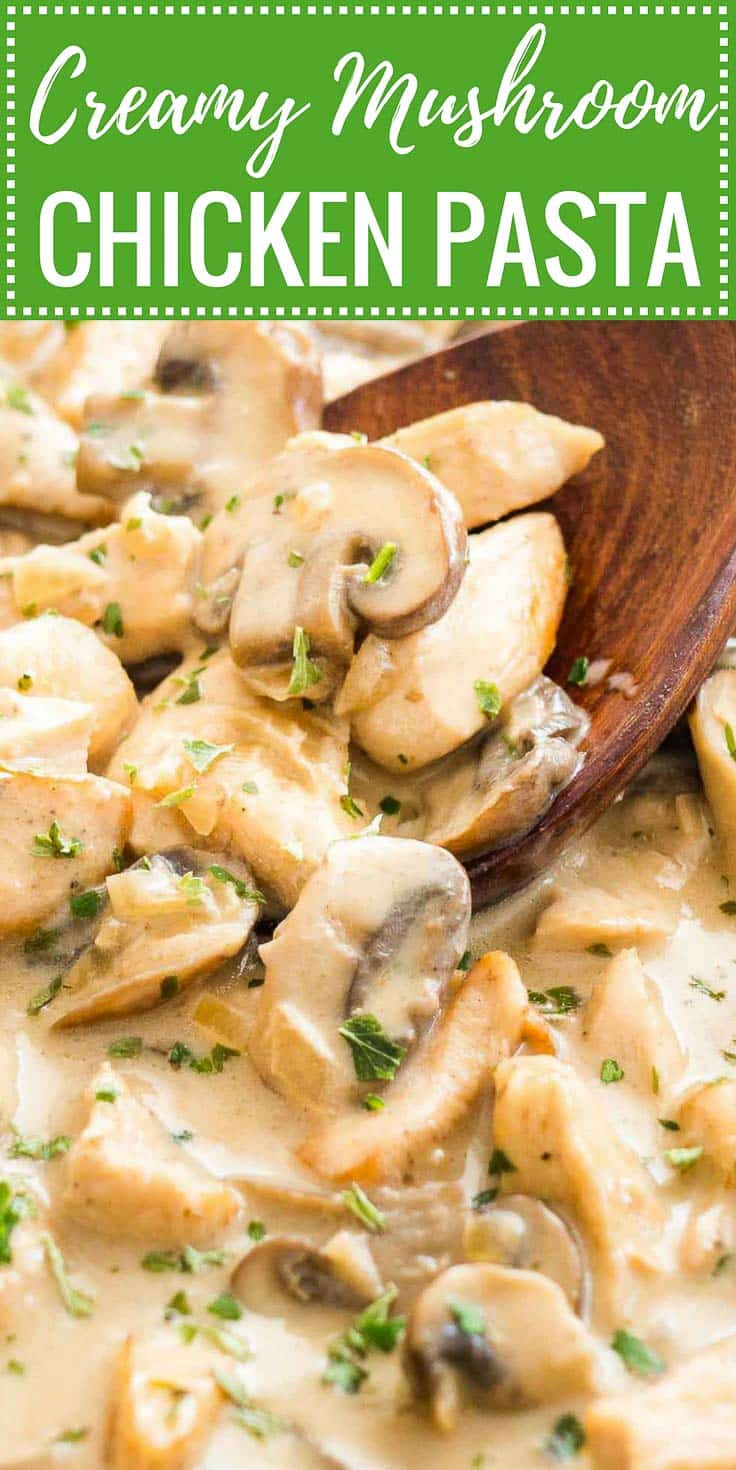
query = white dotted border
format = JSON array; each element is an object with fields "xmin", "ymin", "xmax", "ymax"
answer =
[{"xmin": 3, "ymin": 3, "xmax": 730, "ymax": 319}]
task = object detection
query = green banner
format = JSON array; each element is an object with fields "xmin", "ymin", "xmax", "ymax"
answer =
[{"xmin": 3, "ymin": 2, "xmax": 731, "ymax": 318}]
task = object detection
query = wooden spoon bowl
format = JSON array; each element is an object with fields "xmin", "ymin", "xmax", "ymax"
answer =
[{"xmin": 326, "ymin": 320, "xmax": 736, "ymax": 907}]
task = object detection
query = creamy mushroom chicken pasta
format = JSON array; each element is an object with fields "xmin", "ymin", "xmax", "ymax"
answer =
[{"xmin": 0, "ymin": 320, "xmax": 734, "ymax": 1470}]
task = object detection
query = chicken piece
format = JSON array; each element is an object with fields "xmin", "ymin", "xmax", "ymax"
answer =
[
  {"xmin": 583, "ymin": 949, "xmax": 685, "ymax": 1095},
  {"xmin": 338, "ymin": 513, "xmax": 567, "ymax": 773},
  {"xmin": 584, "ymin": 1337, "xmax": 736, "ymax": 1470},
  {"xmin": 32, "ymin": 321, "xmax": 167, "ymax": 428},
  {"xmin": 77, "ymin": 322, "xmax": 322, "ymax": 518},
  {"xmin": 0, "ymin": 769, "xmax": 130, "ymax": 936},
  {"xmin": 0, "ymin": 689, "xmax": 94, "ymax": 774},
  {"xmin": 492, "ymin": 1056, "xmax": 666, "ymax": 1320},
  {"xmin": 532, "ymin": 884, "xmax": 674, "ymax": 952},
  {"xmin": 107, "ymin": 649, "xmax": 353, "ymax": 908},
  {"xmin": 690, "ymin": 669, "xmax": 736, "ymax": 884},
  {"xmin": 53, "ymin": 848, "xmax": 260, "ymax": 1027},
  {"xmin": 0, "ymin": 366, "xmax": 111, "ymax": 533},
  {"xmin": 404, "ymin": 1263, "xmax": 602, "ymax": 1431},
  {"xmin": 299, "ymin": 951, "xmax": 527, "ymax": 1184},
  {"xmin": 382, "ymin": 401, "xmax": 603, "ymax": 530},
  {"xmin": 679, "ymin": 1080, "xmax": 736, "ymax": 1184},
  {"xmin": 0, "ymin": 614, "xmax": 137, "ymax": 768},
  {"xmin": 63, "ymin": 1065, "xmax": 240, "ymax": 1245},
  {"xmin": 2, "ymin": 494, "xmax": 201, "ymax": 664},
  {"xmin": 107, "ymin": 1327, "xmax": 222, "ymax": 1470},
  {"xmin": 250, "ymin": 836, "xmax": 470, "ymax": 1112}
]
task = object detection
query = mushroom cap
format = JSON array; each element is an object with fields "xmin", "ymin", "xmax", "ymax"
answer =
[
  {"xmin": 198, "ymin": 432, "xmax": 466, "ymax": 697},
  {"xmin": 403, "ymin": 1262, "xmax": 601, "ymax": 1431},
  {"xmin": 250, "ymin": 835, "xmax": 471, "ymax": 1111},
  {"xmin": 231, "ymin": 1234, "xmax": 376, "ymax": 1316},
  {"xmin": 423, "ymin": 676, "xmax": 588, "ymax": 856},
  {"xmin": 463, "ymin": 1194, "xmax": 587, "ymax": 1313}
]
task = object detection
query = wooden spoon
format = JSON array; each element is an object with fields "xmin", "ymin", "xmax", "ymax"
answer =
[{"xmin": 325, "ymin": 320, "xmax": 736, "ymax": 907}]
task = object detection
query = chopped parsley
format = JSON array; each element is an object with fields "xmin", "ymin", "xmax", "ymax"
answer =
[
  {"xmin": 448, "ymin": 1297, "xmax": 486, "ymax": 1336},
  {"xmin": 474, "ymin": 679, "xmax": 502, "ymax": 720},
  {"xmin": 155, "ymin": 784, "xmax": 196, "ymax": 808},
  {"xmin": 457, "ymin": 949, "xmax": 473, "ymax": 971},
  {"xmin": 600, "ymin": 1058, "xmax": 624, "ymax": 1084},
  {"xmin": 338, "ymin": 1013, "xmax": 405, "ymax": 1082},
  {"xmin": 107, "ymin": 1035, "xmax": 143, "ymax": 1059},
  {"xmin": 42, "ymin": 1233, "xmax": 95, "ymax": 1318},
  {"xmin": 341, "ymin": 1183, "xmax": 384, "ymax": 1233},
  {"xmin": 379, "ymin": 794, "xmax": 401, "ymax": 816},
  {"xmin": 182, "ymin": 738, "xmax": 235, "ymax": 773},
  {"xmin": 611, "ymin": 1328, "xmax": 665, "ymax": 1376},
  {"xmin": 658, "ymin": 1117, "xmax": 680, "ymax": 1132},
  {"xmin": 689, "ymin": 976, "xmax": 725, "ymax": 1001},
  {"xmin": 208, "ymin": 865, "xmax": 264, "ymax": 904},
  {"xmin": 544, "ymin": 1413, "xmax": 586, "ymax": 1460},
  {"xmin": 142, "ymin": 1246, "xmax": 225, "ymax": 1274},
  {"xmin": 286, "ymin": 626, "xmax": 323, "ymax": 698},
  {"xmin": 167, "ymin": 1041, "xmax": 240, "ymax": 1075},
  {"xmin": 725, "ymin": 722, "xmax": 736, "ymax": 761},
  {"xmin": 160, "ymin": 975, "xmax": 180, "ymax": 1000},
  {"xmin": 32, "ymin": 822, "xmax": 82, "ymax": 859},
  {"xmin": 363, "ymin": 542, "xmax": 398, "ymax": 584},
  {"xmin": 225, "ymin": 494, "xmax": 241, "ymax": 514},
  {"xmin": 247, "ymin": 1220, "xmax": 266, "ymax": 1242},
  {"xmin": 207, "ymin": 1293, "xmax": 243, "ymax": 1321},
  {"xmin": 22, "ymin": 927, "xmax": 60, "ymax": 954},
  {"xmin": 88, "ymin": 543, "xmax": 107, "ymax": 565},
  {"xmin": 27, "ymin": 974, "xmax": 62, "ymax": 1015},
  {"xmin": 287, "ymin": 549, "xmax": 304, "ymax": 568},
  {"xmin": 9, "ymin": 1132, "xmax": 70, "ymax": 1161},
  {"xmin": 528, "ymin": 986, "xmax": 582, "ymax": 1016},
  {"xmin": 102, "ymin": 601, "xmax": 124, "ymax": 638},
  {"xmin": 107, "ymin": 443, "xmax": 143, "ymax": 473},
  {"xmin": 471, "ymin": 1188, "xmax": 499, "ymax": 1210},
  {"xmin": 664, "ymin": 1145, "xmax": 703, "ymax": 1173},
  {"xmin": 352, "ymin": 1288, "xmax": 405, "ymax": 1353},
  {"xmin": 362, "ymin": 1094, "xmax": 385, "ymax": 1111},
  {"xmin": 69, "ymin": 887, "xmax": 105, "ymax": 920},
  {"xmin": 6, "ymin": 385, "xmax": 33, "ymax": 415},
  {"xmin": 568, "ymin": 656, "xmax": 589, "ymax": 686},
  {"xmin": 720, "ymin": 900, "xmax": 736, "ymax": 915},
  {"xmin": 0, "ymin": 1183, "xmax": 32, "ymax": 1263},
  {"xmin": 95, "ymin": 1089, "xmax": 118, "ymax": 1104},
  {"xmin": 488, "ymin": 1148, "xmax": 516, "ymax": 1177},
  {"xmin": 178, "ymin": 872, "xmax": 207, "ymax": 906},
  {"xmin": 174, "ymin": 667, "xmax": 205, "ymax": 706}
]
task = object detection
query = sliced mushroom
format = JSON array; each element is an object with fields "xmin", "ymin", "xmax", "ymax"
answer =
[
  {"xmin": 403, "ymin": 1262, "xmax": 602, "ymax": 1431},
  {"xmin": 249, "ymin": 835, "xmax": 470, "ymax": 1111},
  {"xmin": 194, "ymin": 431, "xmax": 466, "ymax": 701},
  {"xmin": 107, "ymin": 1327, "xmax": 223, "ymax": 1470},
  {"xmin": 422, "ymin": 676, "xmax": 588, "ymax": 855},
  {"xmin": 63, "ymin": 1063, "xmax": 240, "ymax": 1245},
  {"xmin": 462, "ymin": 1195, "xmax": 586, "ymax": 1312},
  {"xmin": 299, "ymin": 951, "xmax": 528, "ymax": 1185},
  {"xmin": 381, "ymin": 401, "xmax": 604, "ymax": 529},
  {"xmin": 77, "ymin": 322, "xmax": 322, "ymax": 519},
  {"xmin": 106, "ymin": 647, "xmax": 354, "ymax": 909},
  {"xmin": 689, "ymin": 668, "xmax": 736, "ymax": 883},
  {"xmin": 52, "ymin": 846, "xmax": 259, "ymax": 1026},
  {"xmin": 0, "ymin": 365, "xmax": 112, "ymax": 533},
  {"xmin": 2, "ymin": 493, "xmax": 202, "ymax": 664},
  {"xmin": 339, "ymin": 513, "xmax": 567, "ymax": 773},
  {"xmin": 491, "ymin": 1055, "xmax": 667, "ymax": 1321},
  {"xmin": 231, "ymin": 1232, "xmax": 382, "ymax": 1316},
  {"xmin": 0, "ymin": 613, "xmax": 137, "ymax": 769},
  {"xmin": 0, "ymin": 768, "xmax": 130, "ymax": 937}
]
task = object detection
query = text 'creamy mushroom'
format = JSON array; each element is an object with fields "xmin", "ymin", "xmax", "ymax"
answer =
[
  {"xmin": 52, "ymin": 846, "xmax": 260, "ymax": 1027},
  {"xmin": 77, "ymin": 321, "xmax": 323, "ymax": 519},
  {"xmin": 249, "ymin": 835, "xmax": 471, "ymax": 1111},
  {"xmin": 338, "ymin": 512, "xmax": 568, "ymax": 772},
  {"xmin": 197, "ymin": 432, "xmax": 467, "ymax": 701},
  {"xmin": 421, "ymin": 676, "xmax": 588, "ymax": 857},
  {"xmin": 403, "ymin": 1262, "xmax": 602, "ymax": 1432}
]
